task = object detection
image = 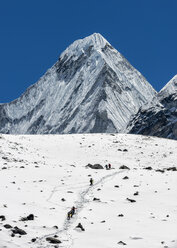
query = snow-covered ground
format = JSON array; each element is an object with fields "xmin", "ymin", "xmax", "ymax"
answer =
[{"xmin": 0, "ymin": 133, "xmax": 177, "ymax": 248}]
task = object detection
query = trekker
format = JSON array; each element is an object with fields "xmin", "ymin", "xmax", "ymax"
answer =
[
  {"xmin": 67, "ymin": 211, "xmax": 72, "ymax": 220},
  {"xmin": 71, "ymin": 206, "xmax": 76, "ymax": 216},
  {"xmin": 108, "ymin": 163, "xmax": 111, "ymax": 169},
  {"xmin": 90, "ymin": 178, "xmax": 93, "ymax": 186},
  {"xmin": 105, "ymin": 164, "xmax": 108, "ymax": 170}
]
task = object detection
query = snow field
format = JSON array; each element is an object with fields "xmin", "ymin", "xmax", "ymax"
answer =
[{"xmin": 0, "ymin": 133, "xmax": 177, "ymax": 248}]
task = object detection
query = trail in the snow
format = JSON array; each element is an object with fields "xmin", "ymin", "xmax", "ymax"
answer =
[{"xmin": 36, "ymin": 170, "xmax": 124, "ymax": 248}]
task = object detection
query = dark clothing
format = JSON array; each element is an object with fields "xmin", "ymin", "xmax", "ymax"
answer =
[
  {"xmin": 68, "ymin": 207, "xmax": 76, "ymax": 220},
  {"xmin": 67, "ymin": 211, "xmax": 72, "ymax": 220},
  {"xmin": 71, "ymin": 207, "xmax": 75, "ymax": 215},
  {"xmin": 90, "ymin": 178, "xmax": 93, "ymax": 186}
]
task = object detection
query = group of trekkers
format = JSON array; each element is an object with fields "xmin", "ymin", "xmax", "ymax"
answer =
[
  {"xmin": 67, "ymin": 178, "xmax": 94, "ymax": 220},
  {"xmin": 105, "ymin": 163, "xmax": 111, "ymax": 170},
  {"xmin": 67, "ymin": 163, "xmax": 112, "ymax": 221}
]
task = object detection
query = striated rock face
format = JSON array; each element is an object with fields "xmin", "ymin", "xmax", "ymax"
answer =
[
  {"xmin": 0, "ymin": 33, "xmax": 156, "ymax": 134},
  {"xmin": 127, "ymin": 75, "xmax": 177, "ymax": 140}
]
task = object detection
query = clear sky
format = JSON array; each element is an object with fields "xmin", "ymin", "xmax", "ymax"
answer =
[{"xmin": 0, "ymin": 0, "xmax": 177, "ymax": 103}]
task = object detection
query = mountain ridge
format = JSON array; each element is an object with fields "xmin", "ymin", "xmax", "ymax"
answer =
[{"xmin": 128, "ymin": 75, "xmax": 177, "ymax": 139}]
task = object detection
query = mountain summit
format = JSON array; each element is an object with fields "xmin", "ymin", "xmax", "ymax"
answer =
[{"xmin": 0, "ymin": 33, "xmax": 156, "ymax": 134}]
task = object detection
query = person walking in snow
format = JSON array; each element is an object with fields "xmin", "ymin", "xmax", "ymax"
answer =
[
  {"xmin": 71, "ymin": 206, "xmax": 76, "ymax": 216},
  {"xmin": 67, "ymin": 211, "xmax": 72, "ymax": 220},
  {"xmin": 108, "ymin": 163, "xmax": 111, "ymax": 170},
  {"xmin": 90, "ymin": 177, "xmax": 93, "ymax": 186},
  {"xmin": 105, "ymin": 164, "xmax": 108, "ymax": 170}
]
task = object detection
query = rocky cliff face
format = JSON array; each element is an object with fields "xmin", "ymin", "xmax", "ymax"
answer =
[
  {"xmin": 0, "ymin": 33, "xmax": 156, "ymax": 134},
  {"xmin": 127, "ymin": 75, "xmax": 177, "ymax": 140}
]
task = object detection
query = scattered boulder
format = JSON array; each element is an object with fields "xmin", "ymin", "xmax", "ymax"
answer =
[
  {"xmin": 12, "ymin": 226, "xmax": 27, "ymax": 235},
  {"xmin": 61, "ymin": 198, "xmax": 66, "ymax": 201},
  {"xmin": 31, "ymin": 238, "xmax": 36, "ymax": 242},
  {"xmin": 46, "ymin": 237, "xmax": 62, "ymax": 244},
  {"xmin": 123, "ymin": 149, "xmax": 128, "ymax": 152},
  {"xmin": 130, "ymin": 236, "xmax": 143, "ymax": 240},
  {"xmin": 2, "ymin": 156, "xmax": 9, "ymax": 161},
  {"xmin": 114, "ymin": 185, "xmax": 119, "ymax": 188},
  {"xmin": 155, "ymin": 169, "xmax": 165, "ymax": 173},
  {"xmin": 118, "ymin": 214, "xmax": 124, "ymax": 217},
  {"xmin": 53, "ymin": 226, "xmax": 58, "ymax": 229},
  {"xmin": 166, "ymin": 167, "xmax": 177, "ymax": 171},
  {"xmin": 119, "ymin": 165, "xmax": 130, "ymax": 170},
  {"xmin": 4, "ymin": 224, "xmax": 12, "ymax": 229},
  {"xmin": 70, "ymin": 164, "xmax": 76, "ymax": 167},
  {"xmin": 123, "ymin": 176, "xmax": 129, "ymax": 180},
  {"xmin": 76, "ymin": 223, "xmax": 85, "ymax": 231},
  {"xmin": 20, "ymin": 214, "xmax": 34, "ymax": 221},
  {"xmin": 86, "ymin": 163, "xmax": 104, "ymax": 169},
  {"xmin": 144, "ymin": 166, "xmax": 152, "ymax": 170},
  {"xmin": 0, "ymin": 215, "xmax": 6, "ymax": 221},
  {"xmin": 134, "ymin": 191, "xmax": 139, "ymax": 196},
  {"xmin": 93, "ymin": 197, "xmax": 100, "ymax": 201},
  {"xmin": 118, "ymin": 241, "xmax": 127, "ymax": 245},
  {"xmin": 126, "ymin": 198, "xmax": 136, "ymax": 203}
]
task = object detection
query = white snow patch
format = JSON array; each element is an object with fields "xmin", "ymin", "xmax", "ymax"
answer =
[{"xmin": 0, "ymin": 133, "xmax": 176, "ymax": 248}]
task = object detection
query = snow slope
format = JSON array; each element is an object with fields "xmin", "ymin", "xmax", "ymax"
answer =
[
  {"xmin": 0, "ymin": 33, "xmax": 156, "ymax": 134},
  {"xmin": 0, "ymin": 133, "xmax": 177, "ymax": 248}
]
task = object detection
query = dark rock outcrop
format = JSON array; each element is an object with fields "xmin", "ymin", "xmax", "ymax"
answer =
[
  {"xmin": 119, "ymin": 165, "xmax": 130, "ymax": 170},
  {"xmin": 76, "ymin": 223, "xmax": 85, "ymax": 231},
  {"xmin": 4, "ymin": 224, "xmax": 12, "ymax": 229},
  {"xmin": 12, "ymin": 226, "xmax": 27, "ymax": 235},
  {"xmin": 20, "ymin": 214, "xmax": 34, "ymax": 221},
  {"xmin": 0, "ymin": 215, "xmax": 6, "ymax": 221},
  {"xmin": 86, "ymin": 163, "xmax": 104, "ymax": 169},
  {"xmin": 126, "ymin": 198, "xmax": 136, "ymax": 203},
  {"xmin": 46, "ymin": 237, "xmax": 62, "ymax": 244}
]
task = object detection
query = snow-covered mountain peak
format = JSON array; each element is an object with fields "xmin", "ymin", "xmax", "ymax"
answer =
[
  {"xmin": 159, "ymin": 74, "xmax": 177, "ymax": 97},
  {"xmin": 60, "ymin": 33, "xmax": 109, "ymax": 59},
  {"xmin": 0, "ymin": 34, "xmax": 156, "ymax": 134}
]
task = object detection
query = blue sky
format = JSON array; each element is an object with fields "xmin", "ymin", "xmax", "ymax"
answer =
[{"xmin": 0, "ymin": 0, "xmax": 177, "ymax": 103}]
